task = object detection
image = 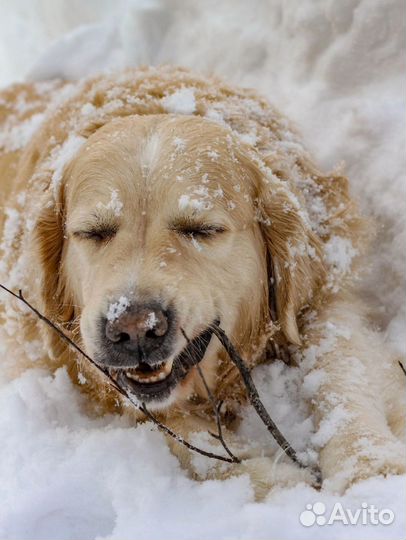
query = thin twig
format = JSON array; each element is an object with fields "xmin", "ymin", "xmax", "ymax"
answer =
[
  {"xmin": 0, "ymin": 283, "xmax": 238, "ymax": 464},
  {"xmin": 181, "ymin": 328, "xmax": 241, "ymax": 463},
  {"xmin": 1, "ymin": 285, "xmax": 97, "ymax": 365},
  {"xmin": 211, "ymin": 325, "xmax": 300, "ymax": 465},
  {"xmin": 399, "ymin": 361, "xmax": 406, "ymax": 377},
  {"xmin": 139, "ymin": 403, "xmax": 239, "ymax": 463},
  {"xmin": 212, "ymin": 324, "xmax": 322, "ymax": 485}
]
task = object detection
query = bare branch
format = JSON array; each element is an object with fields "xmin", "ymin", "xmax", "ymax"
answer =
[
  {"xmin": 1, "ymin": 284, "xmax": 96, "ymax": 366},
  {"xmin": 140, "ymin": 403, "xmax": 240, "ymax": 463},
  {"xmin": 211, "ymin": 326, "xmax": 314, "ymax": 470},
  {"xmin": 181, "ymin": 328, "xmax": 241, "ymax": 463},
  {"xmin": 399, "ymin": 361, "xmax": 406, "ymax": 377}
]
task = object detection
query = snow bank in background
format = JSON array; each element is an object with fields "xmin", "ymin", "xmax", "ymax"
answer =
[{"xmin": 0, "ymin": 0, "xmax": 404, "ymax": 539}]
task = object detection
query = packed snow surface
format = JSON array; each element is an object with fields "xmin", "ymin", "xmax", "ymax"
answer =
[{"xmin": 0, "ymin": 0, "xmax": 404, "ymax": 539}]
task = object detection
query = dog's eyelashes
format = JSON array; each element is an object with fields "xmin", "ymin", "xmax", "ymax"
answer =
[
  {"xmin": 176, "ymin": 225, "xmax": 225, "ymax": 239},
  {"xmin": 73, "ymin": 228, "xmax": 117, "ymax": 243}
]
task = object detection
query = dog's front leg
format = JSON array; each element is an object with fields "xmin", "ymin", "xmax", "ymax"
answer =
[
  {"xmin": 303, "ymin": 295, "xmax": 406, "ymax": 493},
  {"xmin": 163, "ymin": 412, "xmax": 312, "ymax": 500}
]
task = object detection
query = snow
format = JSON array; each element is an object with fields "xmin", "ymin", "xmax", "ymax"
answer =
[
  {"xmin": 146, "ymin": 311, "xmax": 158, "ymax": 329},
  {"xmin": 0, "ymin": 0, "xmax": 405, "ymax": 539},
  {"xmin": 77, "ymin": 372, "xmax": 87, "ymax": 385},
  {"xmin": 97, "ymin": 189, "xmax": 124, "ymax": 217},
  {"xmin": 191, "ymin": 236, "xmax": 203, "ymax": 252},
  {"xmin": 324, "ymin": 236, "xmax": 358, "ymax": 275},
  {"xmin": 178, "ymin": 193, "xmax": 213, "ymax": 213},
  {"xmin": 0, "ymin": 365, "xmax": 404, "ymax": 540},
  {"xmin": 0, "ymin": 208, "xmax": 21, "ymax": 251},
  {"xmin": 172, "ymin": 136, "xmax": 186, "ymax": 151},
  {"xmin": 162, "ymin": 87, "xmax": 196, "ymax": 114},
  {"xmin": 178, "ymin": 194, "xmax": 192, "ymax": 210},
  {"xmin": 50, "ymin": 134, "xmax": 86, "ymax": 197},
  {"xmin": 311, "ymin": 404, "xmax": 351, "ymax": 448},
  {"xmin": 106, "ymin": 296, "xmax": 130, "ymax": 322},
  {"xmin": 0, "ymin": 112, "xmax": 44, "ymax": 152}
]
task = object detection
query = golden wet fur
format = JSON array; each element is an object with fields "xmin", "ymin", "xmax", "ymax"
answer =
[{"xmin": 0, "ymin": 66, "xmax": 404, "ymax": 497}]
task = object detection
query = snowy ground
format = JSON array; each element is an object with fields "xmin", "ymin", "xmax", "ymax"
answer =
[{"xmin": 0, "ymin": 1, "xmax": 405, "ymax": 539}]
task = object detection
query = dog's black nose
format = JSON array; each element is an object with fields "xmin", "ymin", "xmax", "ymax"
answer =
[{"xmin": 104, "ymin": 302, "xmax": 174, "ymax": 365}]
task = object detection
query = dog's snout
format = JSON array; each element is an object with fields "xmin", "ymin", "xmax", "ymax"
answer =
[{"xmin": 102, "ymin": 302, "xmax": 175, "ymax": 366}]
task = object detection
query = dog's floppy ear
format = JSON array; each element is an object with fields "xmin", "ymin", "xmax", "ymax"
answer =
[
  {"xmin": 33, "ymin": 186, "xmax": 74, "ymax": 356},
  {"xmin": 256, "ymin": 173, "xmax": 326, "ymax": 345}
]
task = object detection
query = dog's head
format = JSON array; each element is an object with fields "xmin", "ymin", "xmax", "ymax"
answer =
[{"xmin": 35, "ymin": 114, "xmax": 324, "ymax": 409}]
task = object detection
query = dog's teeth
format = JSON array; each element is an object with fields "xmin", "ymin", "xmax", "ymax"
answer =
[
  {"xmin": 124, "ymin": 362, "xmax": 172, "ymax": 384},
  {"xmin": 163, "ymin": 360, "xmax": 173, "ymax": 375}
]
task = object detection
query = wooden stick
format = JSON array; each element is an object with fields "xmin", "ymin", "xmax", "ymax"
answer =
[
  {"xmin": 139, "ymin": 403, "xmax": 239, "ymax": 463},
  {"xmin": 212, "ymin": 324, "xmax": 322, "ymax": 485},
  {"xmin": 181, "ymin": 328, "xmax": 241, "ymax": 463},
  {"xmin": 211, "ymin": 325, "xmax": 300, "ymax": 465}
]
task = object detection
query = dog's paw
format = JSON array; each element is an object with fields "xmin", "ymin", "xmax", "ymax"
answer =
[
  {"xmin": 321, "ymin": 437, "xmax": 406, "ymax": 493},
  {"xmin": 228, "ymin": 457, "xmax": 314, "ymax": 500}
]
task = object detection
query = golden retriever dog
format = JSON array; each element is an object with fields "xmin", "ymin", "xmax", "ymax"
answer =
[{"xmin": 0, "ymin": 66, "xmax": 404, "ymax": 497}]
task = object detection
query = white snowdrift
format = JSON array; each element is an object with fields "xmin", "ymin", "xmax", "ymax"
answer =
[
  {"xmin": 0, "ymin": 0, "xmax": 404, "ymax": 539},
  {"xmin": 0, "ymin": 367, "xmax": 404, "ymax": 540}
]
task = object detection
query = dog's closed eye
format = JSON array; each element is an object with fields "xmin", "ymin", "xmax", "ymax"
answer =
[
  {"xmin": 171, "ymin": 221, "xmax": 226, "ymax": 239},
  {"xmin": 73, "ymin": 226, "xmax": 118, "ymax": 243}
]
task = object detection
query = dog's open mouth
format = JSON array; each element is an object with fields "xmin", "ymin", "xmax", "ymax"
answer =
[{"xmin": 108, "ymin": 324, "xmax": 216, "ymax": 403}]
